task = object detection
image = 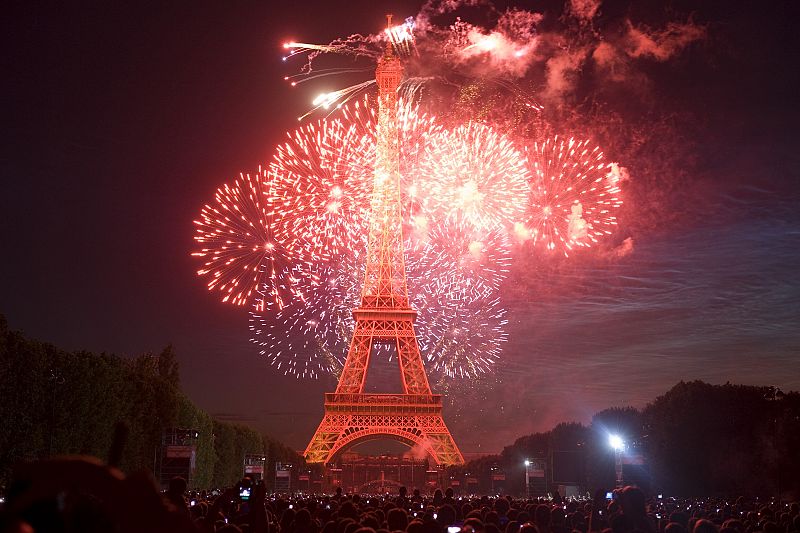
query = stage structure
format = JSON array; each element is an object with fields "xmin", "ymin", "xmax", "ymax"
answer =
[{"xmin": 304, "ymin": 17, "xmax": 464, "ymax": 466}]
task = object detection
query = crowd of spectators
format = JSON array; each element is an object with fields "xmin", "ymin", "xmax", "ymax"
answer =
[
  {"xmin": 182, "ymin": 485, "xmax": 799, "ymax": 533},
  {"xmin": 1, "ymin": 456, "xmax": 798, "ymax": 533}
]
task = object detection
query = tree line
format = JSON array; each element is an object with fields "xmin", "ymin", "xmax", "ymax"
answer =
[
  {"xmin": 0, "ymin": 315, "xmax": 303, "ymax": 490},
  {"xmin": 450, "ymin": 381, "xmax": 800, "ymax": 497}
]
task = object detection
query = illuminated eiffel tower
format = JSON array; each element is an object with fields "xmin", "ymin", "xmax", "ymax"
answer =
[{"xmin": 304, "ymin": 17, "xmax": 464, "ymax": 466}]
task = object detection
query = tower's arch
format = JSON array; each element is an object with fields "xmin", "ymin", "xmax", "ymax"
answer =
[{"xmin": 327, "ymin": 429, "xmax": 434, "ymax": 464}]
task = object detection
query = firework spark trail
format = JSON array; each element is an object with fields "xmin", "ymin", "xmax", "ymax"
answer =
[
  {"xmin": 194, "ymin": 135, "xmax": 622, "ymax": 377},
  {"xmin": 191, "ymin": 168, "xmax": 305, "ymax": 311},
  {"xmin": 283, "ymin": 15, "xmax": 417, "ymax": 67},
  {"xmin": 330, "ymin": 94, "xmax": 443, "ymax": 221},
  {"xmin": 300, "ymin": 80, "xmax": 377, "ymax": 121},
  {"xmin": 281, "ymin": 41, "xmax": 368, "ymax": 64},
  {"xmin": 418, "ymin": 122, "xmax": 530, "ymax": 231},
  {"xmin": 424, "ymin": 295, "xmax": 508, "ymax": 379},
  {"xmin": 279, "ymin": 5, "xmax": 549, "ymax": 130},
  {"xmin": 284, "ymin": 67, "xmax": 374, "ymax": 86},
  {"xmin": 282, "ymin": 35, "xmax": 382, "ymax": 77},
  {"xmin": 408, "ymin": 227, "xmax": 506, "ymax": 362},
  {"xmin": 282, "ymin": 6, "xmax": 546, "ymax": 93},
  {"xmin": 385, "ymin": 16, "xmax": 417, "ymax": 57},
  {"xmin": 519, "ymin": 136, "xmax": 623, "ymax": 256},
  {"xmin": 193, "ymin": 98, "xmax": 622, "ymax": 381},
  {"xmin": 410, "ymin": 218, "xmax": 510, "ymax": 379}
]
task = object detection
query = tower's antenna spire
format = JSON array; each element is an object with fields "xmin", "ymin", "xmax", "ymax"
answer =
[{"xmin": 384, "ymin": 14, "xmax": 395, "ymax": 56}]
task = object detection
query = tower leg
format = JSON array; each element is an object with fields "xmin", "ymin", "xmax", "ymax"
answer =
[{"xmin": 305, "ymin": 413, "xmax": 347, "ymax": 464}]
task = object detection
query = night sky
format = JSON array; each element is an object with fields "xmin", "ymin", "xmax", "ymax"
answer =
[{"xmin": 2, "ymin": 0, "xmax": 799, "ymax": 454}]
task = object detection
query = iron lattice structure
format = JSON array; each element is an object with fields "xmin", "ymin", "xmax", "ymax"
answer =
[{"xmin": 304, "ymin": 22, "xmax": 464, "ymax": 466}]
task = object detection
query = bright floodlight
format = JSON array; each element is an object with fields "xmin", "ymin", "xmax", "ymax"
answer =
[
  {"xmin": 524, "ymin": 459, "xmax": 531, "ymax": 466},
  {"xmin": 609, "ymin": 434, "xmax": 624, "ymax": 450}
]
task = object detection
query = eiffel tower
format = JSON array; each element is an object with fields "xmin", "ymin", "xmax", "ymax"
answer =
[{"xmin": 303, "ymin": 18, "xmax": 464, "ymax": 467}]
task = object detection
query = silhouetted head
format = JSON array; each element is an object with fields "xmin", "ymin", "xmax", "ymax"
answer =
[
  {"xmin": 168, "ymin": 476, "xmax": 187, "ymax": 495},
  {"xmin": 337, "ymin": 518, "xmax": 356, "ymax": 533},
  {"xmin": 495, "ymin": 498, "xmax": 510, "ymax": 516},
  {"xmin": 761, "ymin": 522, "xmax": 780, "ymax": 533},
  {"xmin": 362, "ymin": 515, "xmax": 380, "ymax": 530},
  {"xmin": 281, "ymin": 507, "xmax": 296, "ymax": 531},
  {"xmin": 720, "ymin": 519, "xmax": 743, "ymax": 533},
  {"xmin": 619, "ymin": 486, "xmax": 646, "ymax": 517},
  {"xmin": 387, "ymin": 507, "xmax": 409, "ymax": 531},
  {"xmin": 465, "ymin": 517, "xmax": 486, "ymax": 532},
  {"xmin": 295, "ymin": 508, "xmax": 313, "ymax": 528},
  {"xmin": 486, "ymin": 524, "xmax": 502, "ymax": 533},
  {"xmin": 407, "ymin": 519, "xmax": 425, "ymax": 533},
  {"xmin": 670, "ymin": 512, "xmax": 690, "ymax": 529},
  {"xmin": 438, "ymin": 505, "xmax": 457, "ymax": 527},
  {"xmin": 339, "ymin": 501, "xmax": 359, "ymax": 521},
  {"xmin": 534, "ymin": 505, "xmax": 550, "ymax": 529},
  {"xmin": 693, "ymin": 519, "xmax": 718, "ymax": 533},
  {"xmin": 550, "ymin": 507, "xmax": 565, "ymax": 525}
]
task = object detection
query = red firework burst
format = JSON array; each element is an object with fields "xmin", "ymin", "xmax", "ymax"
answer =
[
  {"xmin": 415, "ymin": 122, "xmax": 530, "ymax": 231},
  {"xmin": 191, "ymin": 168, "xmax": 305, "ymax": 310},
  {"xmin": 518, "ymin": 136, "xmax": 623, "ymax": 256}
]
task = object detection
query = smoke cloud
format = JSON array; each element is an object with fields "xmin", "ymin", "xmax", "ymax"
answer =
[
  {"xmin": 567, "ymin": 202, "xmax": 589, "ymax": 241},
  {"xmin": 451, "ymin": 9, "xmax": 544, "ymax": 78},
  {"xmin": 624, "ymin": 20, "xmax": 706, "ymax": 61},
  {"xmin": 568, "ymin": 0, "xmax": 601, "ymax": 24},
  {"xmin": 543, "ymin": 47, "xmax": 588, "ymax": 102},
  {"xmin": 416, "ymin": 0, "xmax": 487, "ymax": 34},
  {"xmin": 381, "ymin": 0, "xmax": 707, "ymax": 106},
  {"xmin": 609, "ymin": 237, "xmax": 634, "ymax": 258},
  {"xmin": 402, "ymin": 441, "xmax": 430, "ymax": 460},
  {"xmin": 607, "ymin": 162, "xmax": 630, "ymax": 184}
]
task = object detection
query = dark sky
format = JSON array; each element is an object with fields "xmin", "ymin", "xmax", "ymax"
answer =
[{"xmin": 2, "ymin": 0, "xmax": 799, "ymax": 454}]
